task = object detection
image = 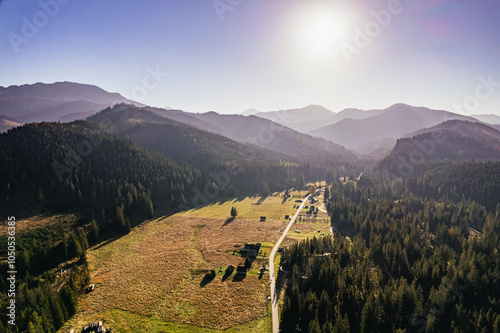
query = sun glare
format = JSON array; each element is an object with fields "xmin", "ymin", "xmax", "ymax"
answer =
[{"xmin": 297, "ymin": 3, "xmax": 352, "ymax": 56}]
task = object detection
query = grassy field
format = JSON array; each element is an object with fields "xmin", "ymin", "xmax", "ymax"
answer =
[
  {"xmin": 0, "ymin": 213, "xmax": 78, "ymax": 235},
  {"xmin": 59, "ymin": 190, "xmax": 332, "ymax": 332}
]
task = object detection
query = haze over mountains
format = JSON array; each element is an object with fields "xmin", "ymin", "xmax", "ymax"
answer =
[
  {"xmin": 0, "ymin": 81, "xmax": 141, "ymax": 123},
  {"xmin": 249, "ymin": 105, "xmax": 387, "ymax": 133},
  {"xmin": 2, "ymin": 81, "xmax": 500, "ymax": 162},
  {"xmin": 87, "ymin": 104, "xmax": 357, "ymax": 167},
  {"xmin": 309, "ymin": 104, "xmax": 478, "ymax": 154}
]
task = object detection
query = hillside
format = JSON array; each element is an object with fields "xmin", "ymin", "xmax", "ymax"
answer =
[
  {"xmin": 309, "ymin": 104, "xmax": 477, "ymax": 154},
  {"xmin": 87, "ymin": 104, "xmax": 333, "ymax": 194},
  {"xmin": 0, "ymin": 81, "xmax": 141, "ymax": 125},
  {"xmin": 0, "ymin": 115, "xmax": 22, "ymax": 133},
  {"xmin": 110, "ymin": 105, "xmax": 358, "ymax": 166},
  {"xmin": 409, "ymin": 120, "xmax": 500, "ymax": 147},
  {"xmin": 0, "ymin": 121, "xmax": 197, "ymax": 220},
  {"xmin": 189, "ymin": 112, "xmax": 358, "ymax": 165},
  {"xmin": 378, "ymin": 120, "xmax": 500, "ymax": 177},
  {"xmin": 87, "ymin": 105, "xmax": 288, "ymax": 167}
]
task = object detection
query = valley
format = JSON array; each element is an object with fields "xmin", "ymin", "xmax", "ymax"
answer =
[{"xmin": 55, "ymin": 190, "xmax": 330, "ymax": 332}]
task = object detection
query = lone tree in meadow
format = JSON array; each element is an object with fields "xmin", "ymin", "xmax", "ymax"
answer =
[{"xmin": 231, "ymin": 206, "xmax": 238, "ymax": 218}]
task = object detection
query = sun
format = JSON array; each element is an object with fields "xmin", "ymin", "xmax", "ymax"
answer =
[{"xmin": 297, "ymin": 3, "xmax": 352, "ymax": 55}]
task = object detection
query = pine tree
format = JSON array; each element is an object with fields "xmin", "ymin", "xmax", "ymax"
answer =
[
  {"xmin": 308, "ymin": 315, "xmax": 321, "ymax": 333},
  {"xmin": 89, "ymin": 219, "xmax": 99, "ymax": 243},
  {"xmin": 27, "ymin": 322, "xmax": 36, "ymax": 333},
  {"xmin": 324, "ymin": 186, "xmax": 330, "ymax": 202},
  {"xmin": 67, "ymin": 231, "xmax": 82, "ymax": 259}
]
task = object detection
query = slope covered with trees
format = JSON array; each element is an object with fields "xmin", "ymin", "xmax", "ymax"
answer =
[
  {"xmin": 0, "ymin": 117, "xmax": 349, "ymax": 331},
  {"xmin": 279, "ymin": 172, "xmax": 500, "ymax": 332}
]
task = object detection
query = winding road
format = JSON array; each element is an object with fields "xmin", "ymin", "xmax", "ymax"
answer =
[{"xmin": 269, "ymin": 194, "xmax": 311, "ymax": 333}]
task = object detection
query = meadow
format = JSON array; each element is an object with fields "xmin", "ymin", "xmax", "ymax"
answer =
[{"xmin": 59, "ymin": 190, "xmax": 331, "ymax": 332}]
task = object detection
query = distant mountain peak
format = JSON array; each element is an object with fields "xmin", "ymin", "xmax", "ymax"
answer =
[{"xmin": 0, "ymin": 81, "xmax": 142, "ymax": 128}]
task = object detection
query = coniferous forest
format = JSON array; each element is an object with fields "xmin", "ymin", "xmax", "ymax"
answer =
[{"xmin": 279, "ymin": 169, "xmax": 500, "ymax": 332}]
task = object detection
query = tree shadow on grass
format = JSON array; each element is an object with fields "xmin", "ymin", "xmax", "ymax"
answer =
[
  {"xmin": 199, "ymin": 271, "xmax": 215, "ymax": 288},
  {"xmin": 221, "ymin": 217, "xmax": 235, "ymax": 228},
  {"xmin": 222, "ymin": 271, "xmax": 232, "ymax": 282},
  {"xmin": 252, "ymin": 196, "xmax": 267, "ymax": 206},
  {"xmin": 232, "ymin": 273, "xmax": 247, "ymax": 282}
]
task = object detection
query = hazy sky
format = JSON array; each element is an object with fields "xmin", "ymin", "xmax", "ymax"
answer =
[{"xmin": 1, "ymin": 0, "xmax": 500, "ymax": 115}]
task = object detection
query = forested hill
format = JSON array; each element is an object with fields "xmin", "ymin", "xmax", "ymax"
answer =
[
  {"xmin": 87, "ymin": 104, "xmax": 290, "ymax": 169},
  {"xmin": 89, "ymin": 104, "xmax": 358, "ymax": 168},
  {"xmin": 0, "ymin": 116, "xmax": 336, "ymax": 222},
  {"xmin": 378, "ymin": 120, "xmax": 500, "ymax": 178},
  {"xmin": 87, "ymin": 104, "xmax": 348, "ymax": 192},
  {"xmin": 0, "ymin": 121, "xmax": 201, "ymax": 332},
  {"xmin": 0, "ymin": 121, "xmax": 199, "ymax": 226}
]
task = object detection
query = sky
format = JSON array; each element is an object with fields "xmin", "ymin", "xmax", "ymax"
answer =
[{"xmin": 0, "ymin": 0, "xmax": 499, "ymax": 115}]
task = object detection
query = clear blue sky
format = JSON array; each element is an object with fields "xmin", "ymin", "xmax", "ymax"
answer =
[{"xmin": 1, "ymin": 0, "xmax": 499, "ymax": 115}]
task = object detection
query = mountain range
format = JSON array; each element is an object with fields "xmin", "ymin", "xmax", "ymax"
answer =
[
  {"xmin": 2, "ymin": 81, "xmax": 500, "ymax": 163},
  {"xmin": 87, "ymin": 104, "xmax": 357, "ymax": 167},
  {"xmin": 0, "ymin": 81, "xmax": 141, "ymax": 123},
  {"xmin": 308, "ymin": 104, "xmax": 478, "ymax": 154}
]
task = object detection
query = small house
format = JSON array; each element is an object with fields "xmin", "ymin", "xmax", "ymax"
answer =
[
  {"xmin": 260, "ymin": 216, "xmax": 266, "ymax": 221},
  {"xmin": 240, "ymin": 243, "xmax": 261, "ymax": 257},
  {"xmin": 86, "ymin": 284, "xmax": 95, "ymax": 293}
]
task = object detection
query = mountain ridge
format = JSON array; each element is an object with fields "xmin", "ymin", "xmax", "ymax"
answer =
[
  {"xmin": 0, "ymin": 81, "xmax": 142, "ymax": 127},
  {"xmin": 309, "ymin": 103, "xmax": 479, "ymax": 154}
]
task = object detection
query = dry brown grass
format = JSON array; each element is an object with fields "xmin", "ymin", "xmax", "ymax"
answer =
[
  {"xmin": 67, "ymin": 197, "xmax": 296, "ymax": 331},
  {"xmin": 64, "ymin": 194, "xmax": 331, "ymax": 331},
  {"xmin": 0, "ymin": 213, "xmax": 77, "ymax": 234}
]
